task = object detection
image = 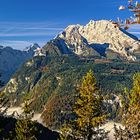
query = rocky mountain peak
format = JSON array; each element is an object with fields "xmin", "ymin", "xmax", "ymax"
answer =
[
  {"xmin": 23, "ymin": 43, "xmax": 40, "ymax": 52},
  {"xmin": 54, "ymin": 20, "xmax": 140, "ymax": 61}
]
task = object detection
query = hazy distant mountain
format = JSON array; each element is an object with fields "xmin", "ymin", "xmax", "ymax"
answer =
[
  {"xmin": 0, "ymin": 43, "xmax": 40, "ymax": 84},
  {"xmin": 23, "ymin": 43, "xmax": 40, "ymax": 52},
  {"xmin": 44, "ymin": 20, "xmax": 140, "ymax": 61}
]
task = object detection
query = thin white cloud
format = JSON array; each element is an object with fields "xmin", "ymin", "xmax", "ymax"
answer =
[
  {"xmin": 23, "ymin": 27, "xmax": 64, "ymax": 30},
  {"xmin": 1, "ymin": 40, "xmax": 32, "ymax": 50},
  {"xmin": 127, "ymin": 24, "xmax": 140, "ymax": 38},
  {"xmin": 0, "ymin": 21, "xmax": 64, "ymax": 49},
  {"xmin": 0, "ymin": 21, "xmax": 64, "ymax": 37},
  {"xmin": 0, "ymin": 32, "xmax": 58, "ymax": 37},
  {"xmin": 0, "ymin": 21, "xmax": 61, "ymax": 28},
  {"xmin": 129, "ymin": 31, "xmax": 140, "ymax": 35},
  {"xmin": 129, "ymin": 24, "xmax": 140, "ymax": 30}
]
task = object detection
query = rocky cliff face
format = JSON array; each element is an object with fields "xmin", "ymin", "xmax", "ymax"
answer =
[
  {"xmin": 0, "ymin": 43, "xmax": 39, "ymax": 84},
  {"xmin": 44, "ymin": 20, "xmax": 140, "ymax": 61}
]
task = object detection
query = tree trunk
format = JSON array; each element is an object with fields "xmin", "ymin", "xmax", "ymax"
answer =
[{"xmin": 87, "ymin": 128, "xmax": 93, "ymax": 140}]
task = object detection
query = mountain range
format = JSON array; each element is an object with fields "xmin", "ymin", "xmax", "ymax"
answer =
[
  {"xmin": 1, "ymin": 20, "xmax": 140, "ymax": 130},
  {"xmin": 0, "ymin": 43, "xmax": 40, "ymax": 84},
  {"xmin": 1, "ymin": 19, "xmax": 140, "ymax": 85}
]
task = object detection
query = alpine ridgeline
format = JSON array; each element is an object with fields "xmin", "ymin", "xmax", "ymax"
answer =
[
  {"xmin": 44, "ymin": 20, "xmax": 140, "ymax": 61},
  {"xmin": 0, "ymin": 43, "xmax": 40, "ymax": 84}
]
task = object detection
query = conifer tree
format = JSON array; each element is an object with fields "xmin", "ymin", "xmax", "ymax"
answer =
[
  {"xmin": 114, "ymin": 73, "xmax": 140, "ymax": 139},
  {"xmin": 59, "ymin": 123, "xmax": 74, "ymax": 140},
  {"xmin": 122, "ymin": 73, "xmax": 140, "ymax": 138},
  {"xmin": 15, "ymin": 98, "xmax": 37, "ymax": 140},
  {"xmin": 60, "ymin": 70, "xmax": 108, "ymax": 140},
  {"xmin": 74, "ymin": 70, "xmax": 107, "ymax": 140},
  {"xmin": 0, "ymin": 73, "xmax": 8, "ymax": 115}
]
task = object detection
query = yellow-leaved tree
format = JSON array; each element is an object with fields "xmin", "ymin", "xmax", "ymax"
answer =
[
  {"xmin": 60, "ymin": 70, "xmax": 108, "ymax": 140},
  {"xmin": 123, "ymin": 73, "xmax": 140, "ymax": 138},
  {"xmin": 15, "ymin": 99, "xmax": 38, "ymax": 140},
  {"xmin": 114, "ymin": 73, "xmax": 140, "ymax": 140}
]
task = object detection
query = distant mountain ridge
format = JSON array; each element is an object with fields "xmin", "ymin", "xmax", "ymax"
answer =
[
  {"xmin": 23, "ymin": 43, "xmax": 40, "ymax": 52},
  {"xmin": 44, "ymin": 20, "xmax": 140, "ymax": 61},
  {"xmin": 0, "ymin": 43, "xmax": 40, "ymax": 84}
]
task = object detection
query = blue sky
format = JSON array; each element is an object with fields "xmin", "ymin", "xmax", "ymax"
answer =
[{"xmin": 0, "ymin": 0, "xmax": 140, "ymax": 49}]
